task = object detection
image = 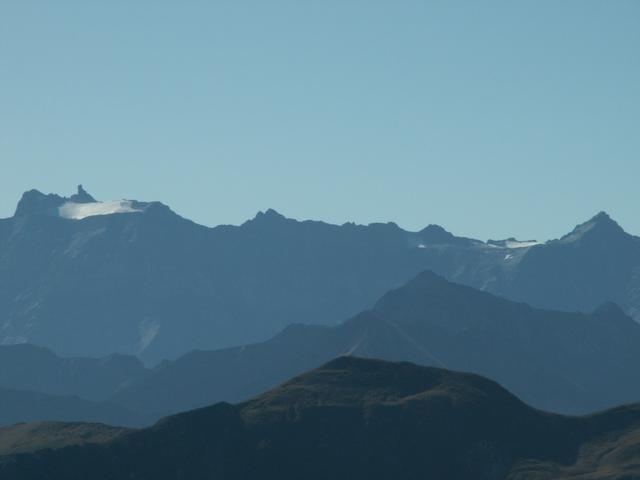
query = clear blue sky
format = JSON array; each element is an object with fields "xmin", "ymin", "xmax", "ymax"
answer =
[{"xmin": 1, "ymin": 1, "xmax": 638, "ymax": 241}]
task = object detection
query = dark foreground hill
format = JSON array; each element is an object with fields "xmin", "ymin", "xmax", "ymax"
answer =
[
  {"xmin": 113, "ymin": 271, "xmax": 640, "ymax": 418},
  {"xmin": 2, "ymin": 187, "xmax": 640, "ymax": 363},
  {"xmin": 0, "ymin": 422, "xmax": 127, "ymax": 455},
  {"xmin": 1, "ymin": 357, "xmax": 639, "ymax": 480}
]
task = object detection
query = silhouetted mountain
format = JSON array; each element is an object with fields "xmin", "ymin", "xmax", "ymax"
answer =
[
  {"xmin": 0, "ymin": 344, "xmax": 149, "ymax": 401},
  {"xmin": 2, "ymin": 187, "xmax": 640, "ymax": 363},
  {"xmin": 2, "ymin": 358, "xmax": 639, "ymax": 479},
  {"xmin": 499, "ymin": 212, "xmax": 640, "ymax": 318},
  {"xmin": 112, "ymin": 272, "xmax": 640, "ymax": 418},
  {"xmin": 0, "ymin": 187, "xmax": 500, "ymax": 362},
  {"xmin": 0, "ymin": 386, "xmax": 145, "ymax": 427}
]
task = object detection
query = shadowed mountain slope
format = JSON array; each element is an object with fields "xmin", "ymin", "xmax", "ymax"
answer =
[
  {"xmin": 1, "ymin": 358, "xmax": 640, "ymax": 480},
  {"xmin": 112, "ymin": 272, "xmax": 640, "ymax": 418},
  {"xmin": 499, "ymin": 212, "xmax": 640, "ymax": 318}
]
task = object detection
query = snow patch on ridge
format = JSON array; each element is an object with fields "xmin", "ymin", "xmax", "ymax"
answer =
[
  {"xmin": 504, "ymin": 240, "xmax": 540, "ymax": 249},
  {"xmin": 58, "ymin": 200, "xmax": 142, "ymax": 220}
]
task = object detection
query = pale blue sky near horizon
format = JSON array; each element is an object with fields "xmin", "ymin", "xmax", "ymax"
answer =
[{"xmin": 1, "ymin": 1, "xmax": 638, "ymax": 241}]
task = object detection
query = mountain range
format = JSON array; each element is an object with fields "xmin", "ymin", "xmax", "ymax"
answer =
[
  {"xmin": 1, "ymin": 357, "xmax": 639, "ymax": 480},
  {"xmin": 0, "ymin": 343, "xmax": 147, "ymax": 401},
  {"xmin": 110, "ymin": 270, "xmax": 640, "ymax": 418},
  {"xmin": 0, "ymin": 344, "xmax": 149, "ymax": 427},
  {"xmin": 0, "ymin": 269, "xmax": 638, "ymax": 425},
  {"xmin": 2, "ymin": 186, "xmax": 639, "ymax": 363},
  {"xmin": 0, "ymin": 386, "xmax": 145, "ymax": 427}
]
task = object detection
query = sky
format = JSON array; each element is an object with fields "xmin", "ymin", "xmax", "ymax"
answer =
[{"xmin": 1, "ymin": 1, "xmax": 638, "ymax": 241}]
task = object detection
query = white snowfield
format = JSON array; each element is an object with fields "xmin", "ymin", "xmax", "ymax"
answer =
[
  {"xmin": 503, "ymin": 239, "xmax": 540, "ymax": 249},
  {"xmin": 58, "ymin": 200, "xmax": 143, "ymax": 220}
]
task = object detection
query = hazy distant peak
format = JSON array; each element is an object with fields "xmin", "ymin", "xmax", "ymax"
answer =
[
  {"xmin": 585, "ymin": 211, "xmax": 618, "ymax": 229},
  {"xmin": 419, "ymin": 224, "xmax": 450, "ymax": 237},
  {"xmin": 413, "ymin": 269, "xmax": 450, "ymax": 283},
  {"xmin": 418, "ymin": 224, "xmax": 480, "ymax": 247},
  {"xmin": 384, "ymin": 269, "xmax": 453, "ymax": 294},
  {"xmin": 559, "ymin": 211, "xmax": 627, "ymax": 244},
  {"xmin": 592, "ymin": 301, "xmax": 627, "ymax": 319},
  {"xmin": 249, "ymin": 208, "xmax": 288, "ymax": 224},
  {"xmin": 262, "ymin": 208, "xmax": 285, "ymax": 219},
  {"xmin": 367, "ymin": 221, "xmax": 401, "ymax": 231}
]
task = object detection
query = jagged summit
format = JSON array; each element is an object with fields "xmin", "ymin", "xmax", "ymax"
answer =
[
  {"xmin": 560, "ymin": 211, "xmax": 628, "ymax": 244},
  {"xmin": 12, "ymin": 187, "xmax": 152, "ymax": 221},
  {"xmin": 593, "ymin": 211, "xmax": 612, "ymax": 221},
  {"xmin": 419, "ymin": 224, "xmax": 457, "ymax": 243},
  {"xmin": 246, "ymin": 208, "xmax": 289, "ymax": 226},
  {"xmin": 13, "ymin": 189, "xmax": 65, "ymax": 217},
  {"xmin": 583, "ymin": 211, "xmax": 620, "ymax": 231},
  {"xmin": 259, "ymin": 208, "xmax": 286, "ymax": 220},
  {"xmin": 68, "ymin": 185, "xmax": 96, "ymax": 204}
]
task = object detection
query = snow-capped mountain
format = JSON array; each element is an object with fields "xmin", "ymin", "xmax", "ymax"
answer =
[{"xmin": 1, "ymin": 186, "xmax": 639, "ymax": 362}]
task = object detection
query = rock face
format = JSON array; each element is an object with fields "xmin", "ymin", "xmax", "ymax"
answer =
[
  {"xmin": 2, "ymin": 357, "xmax": 640, "ymax": 480},
  {"xmin": 1, "ymin": 187, "xmax": 640, "ymax": 363}
]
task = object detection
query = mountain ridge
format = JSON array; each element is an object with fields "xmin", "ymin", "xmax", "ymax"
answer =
[
  {"xmin": 2, "ymin": 357, "xmax": 640, "ymax": 480},
  {"xmin": 0, "ymin": 385, "xmax": 146, "ymax": 427},
  {"xmin": 110, "ymin": 271, "xmax": 640, "ymax": 418},
  {"xmin": 2, "ymin": 186, "xmax": 640, "ymax": 363}
]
